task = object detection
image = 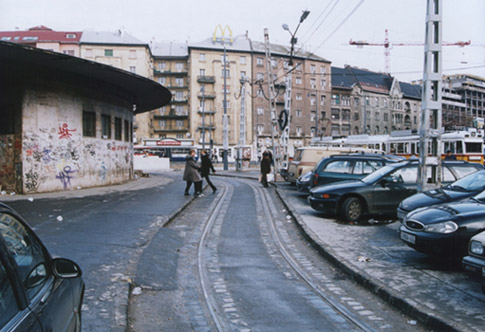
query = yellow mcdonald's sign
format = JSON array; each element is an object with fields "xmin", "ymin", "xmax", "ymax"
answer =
[{"xmin": 213, "ymin": 24, "xmax": 233, "ymax": 44}]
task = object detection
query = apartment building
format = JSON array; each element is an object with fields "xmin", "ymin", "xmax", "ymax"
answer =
[
  {"xmin": 188, "ymin": 35, "xmax": 253, "ymax": 159},
  {"xmin": 151, "ymin": 42, "xmax": 190, "ymax": 140},
  {"xmin": 331, "ymin": 66, "xmax": 421, "ymax": 137},
  {"xmin": 0, "ymin": 25, "xmax": 82, "ymax": 56},
  {"xmin": 250, "ymin": 41, "xmax": 331, "ymax": 157}
]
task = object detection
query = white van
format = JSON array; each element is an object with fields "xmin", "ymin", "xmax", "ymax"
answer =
[{"xmin": 286, "ymin": 146, "xmax": 384, "ymax": 184}]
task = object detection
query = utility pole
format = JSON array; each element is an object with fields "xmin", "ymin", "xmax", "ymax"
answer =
[
  {"xmin": 281, "ymin": 10, "xmax": 310, "ymax": 168},
  {"xmin": 213, "ymin": 25, "xmax": 232, "ymax": 170},
  {"xmin": 264, "ymin": 28, "xmax": 280, "ymax": 180},
  {"xmin": 418, "ymin": 0, "xmax": 443, "ymax": 191},
  {"xmin": 236, "ymin": 78, "xmax": 248, "ymax": 171},
  {"xmin": 201, "ymin": 84, "xmax": 206, "ymax": 150}
]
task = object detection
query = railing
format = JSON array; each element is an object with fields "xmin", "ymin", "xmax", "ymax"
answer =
[{"xmin": 197, "ymin": 75, "xmax": 216, "ymax": 83}]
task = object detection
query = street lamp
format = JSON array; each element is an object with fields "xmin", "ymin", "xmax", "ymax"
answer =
[{"xmin": 280, "ymin": 10, "xmax": 310, "ymax": 169}]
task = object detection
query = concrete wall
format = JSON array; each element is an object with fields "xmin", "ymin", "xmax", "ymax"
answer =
[{"xmin": 20, "ymin": 88, "xmax": 134, "ymax": 193}]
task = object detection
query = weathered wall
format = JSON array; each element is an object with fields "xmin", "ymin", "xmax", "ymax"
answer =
[
  {"xmin": 0, "ymin": 135, "xmax": 20, "ymax": 191},
  {"xmin": 21, "ymin": 88, "xmax": 134, "ymax": 193}
]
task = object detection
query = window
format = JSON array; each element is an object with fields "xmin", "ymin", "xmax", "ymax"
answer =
[
  {"xmin": 175, "ymin": 91, "xmax": 184, "ymax": 100},
  {"xmin": 101, "ymin": 114, "xmax": 111, "ymax": 139},
  {"xmin": 176, "ymin": 78, "xmax": 184, "ymax": 87},
  {"xmin": 176, "ymin": 120, "xmax": 184, "ymax": 128},
  {"xmin": 240, "ymin": 56, "xmax": 246, "ymax": 64},
  {"xmin": 176, "ymin": 63, "xmax": 184, "ymax": 72},
  {"xmin": 353, "ymin": 160, "xmax": 384, "ymax": 175},
  {"xmin": 310, "ymin": 64, "xmax": 316, "ymax": 74},
  {"xmin": 199, "ymin": 53, "xmax": 206, "ymax": 61},
  {"xmin": 129, "ymin": 66, "xmax": 136, "ymax": 74},
  {"xmin": 158, "ymin": 77, "xmax": 166, "ymax": 85},
  {"xmin": 310, "ymin": 78, "xmax": 316, "ymax": 89},
  {"xmin": 66, "ymin": 33, "xmax": 76, "ymax": 39},
  {"xmin": 0, "ymin": 261, "xmax": 18, "ymax": 327},
  {"xmin": 63, "ymin": 50, "xmax": 75, "ymax": 56},
  {"xmin": 1, "ymin": 36, "xmax": 11, "ymax": 41},
  {"xmin": 222, "ymin": 69, "xmax": 230, "ymax": 77},
  {"xmin": 257, "ymin": 124, "xmax": 264, "ymax": 135},
  {"xmin": 114, "ymin": 117, "xmax": 122, "ymax": 140},
  {"xmin": 296, "ymin": 126, "xmax": 303, "ymax": 136},
  {"xmin": 271, "ymin": 59, "xmax": 277, "ymax": 68},
  {"xmin": 354, "ymin": 97, "xmax": 360, "ymax": 107},
  {"xmin": 22, "ymin": 36, "xmax": 38, "ymax": 41},
  {"xmin": 384, "ymin": 113, "xmax": 389, "ymax": 122},
  {"xmin": 199, "ymin": 69, "xmax": 205, "ymax": 76},
  {"xmin": 257, "ymin": 57, "xmax": 264, "ymax": 66},
  {"xmin": 322, "ymin": 160, "xmax": 352, "ymax": 174},
  {"xmin": 256, "ymin": 72, "xmax": 264, "ymax": 80},
  {"xmin": 257, "ymin": 107, "xmax": 264, "ymax": 115},
  {"xmin": 331, "ymin": 109, "xmax": 340, "ymax": 120},
  {"xmin": 296, "ymin": 110, "xmax": 302, "ymax": 117},
  {"xmin": 240, "ymin": 71, "xmax": 246, "ymax": 79},
  {"xmin": 0, "ymin": 213, "xmax": 48, "ymax": 300},
  {"xmin": 129, "ymin": 50, "xmax": 136, "ymax": 59},
  {"xmin": 389, "ymin": 166, "xmax": 418, "ymax": 184},
  {"xmin": 158, "ymin": 62, "xmax": 166, "ymax": 71},
  {"xmin": 85, "ymin": 48, "xmax": 92, "ymax": 57},
  {"xmin": 124, "ymin": 120, "xmax": 129, "ymax": 141},
  {"xmin": 332, "ymin": 94, "xmax": 340, "ymax": 105},
  {"xmin": 83, "ymin": 111, "xmax": 96, "ymax": 137},
  {"xmin": 104, "ymin": 49, "xmax": 113, "ymax": 57},
  {"xmin": 295, "ymin": 77, "xmax": 302, "ymax": 85},
  {"xmin": 159, "ymin": 120, "xmax": 166, "ymax": 128},
  {"xmin": 296, "ymin": 93, "xmax": 302, "ymax": 101}
]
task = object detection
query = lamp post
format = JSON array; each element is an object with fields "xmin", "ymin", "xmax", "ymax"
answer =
[{"xmin": 281, "ymin": 10, "xmax": 310, "ymax": 167}]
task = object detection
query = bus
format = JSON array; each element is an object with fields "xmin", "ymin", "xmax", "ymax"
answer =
[{"xmin": 134, "ymin": 138, "xmax": 195, "ymax": 162}]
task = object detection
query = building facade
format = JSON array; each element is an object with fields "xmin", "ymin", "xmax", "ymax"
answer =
[{"xmin": 151, "ymin": 42, "xmax": 190, "ymax": 140}]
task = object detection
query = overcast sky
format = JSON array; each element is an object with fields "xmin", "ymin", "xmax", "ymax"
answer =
[{"xmin": 1, "ymin": 0, "xmax": 484, "ymax": 82}]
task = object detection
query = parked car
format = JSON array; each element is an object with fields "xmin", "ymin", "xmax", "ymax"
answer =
[
  {"xmin": 287, "ymin": 146, "xmax": 384, "ymax": 184},
  {"xmin": 397, "ymin": 169, "xmax": 485, "ymax": 221},
  {"xmin": 296, "ymin": 153, "xmax": 404, "ymax": 193},
  {"xmin": 462, "ymin": 230, "xmax": 485, "ymax": 293},
  {"xmin": 0, "ymin": 202, "xmax": 84, "ymax": 332},
  {"xmin": 308, "ymin": 160, "xmax": 483, "ymax": 223},
  {"xmin": 399, "ymin": 192, "xmax": 485, "ymax": 259}
]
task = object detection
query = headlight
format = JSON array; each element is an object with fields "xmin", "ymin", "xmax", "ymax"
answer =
[
  {"xmin": 470, "ymin": 240, "xmax": 484, "ymax": 255},
  {"xmin": 424, "ymin": 221, "xmax": 458, "ymax": 234}
]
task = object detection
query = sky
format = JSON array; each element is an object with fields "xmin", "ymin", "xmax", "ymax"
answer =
[{"xmin": 1, "ymin": 0, "xmax": 484, "ymax": 82}]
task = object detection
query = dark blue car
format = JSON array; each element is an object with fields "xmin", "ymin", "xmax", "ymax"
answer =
[{"xmin": 0, "ymin": 202, "xmax": 84, "ymax": 332}]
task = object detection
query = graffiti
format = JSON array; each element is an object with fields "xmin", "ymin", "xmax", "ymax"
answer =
[
  {"xmin": 84, "ymin": 144, "xmax": 96, "ymax": 157},
  {"xmin": 58, "ymin": 123, "xmax": 76, "ymax": 139},
  {"xmin": 56, "ymin": 165, "xmax": 77, "ymax": 190},
  {"xmin": 99, "ymin": 162, "xmax": 107, "ymax": 181},
  {"xmin": 42, "ymin": 147, "xmax": 53, "ymax": 163},
  {"xmin": 25, "ymin": 169, "xmax": 41, "ymax": 192}
]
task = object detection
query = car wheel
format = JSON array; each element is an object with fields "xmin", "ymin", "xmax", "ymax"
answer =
[{"xmin": 342, "ymin": 197, "xmax": 363, "ymax": 222}]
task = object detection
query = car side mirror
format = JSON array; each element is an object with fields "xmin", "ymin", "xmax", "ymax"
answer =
[
  {"xmin": 26, "ymin": 263, "xmax": 48, "ymax": 289},
  {"xmin": 381, "ymin": 176, "xmax": 392, "ymax": 186},
  {"xmin": 52, "ymin": 258, "xmax": 82, "ymax": 279}
]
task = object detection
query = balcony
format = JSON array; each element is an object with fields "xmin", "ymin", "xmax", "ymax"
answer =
[
  {"xmin": 197, "ymin": 75, "xmax": 216, "ymax": 84},
  {"xmin": 198, "ymin": 109, "xmax": 216, "ymax": 115},
  {"xmin": 198, "ymin": 125, "xmax": 216, "ymax": 131},
  {"xmin": 154, "ymin": 128, "xmax": 188, "ymax": 133},
  {"xmin": 154, "ymin": 112, "xmax": 188, "ymax": 119},
  {"xmin": 198, "ymin": 93, "xmax": 216, "ymax": 99},
  {"xmin": 154, "ymin": 69, "xmax": 188, "ymax": 76},
  {"xmin": 171, "ymin": 98, "xmax": 188, "ymax": 104}
]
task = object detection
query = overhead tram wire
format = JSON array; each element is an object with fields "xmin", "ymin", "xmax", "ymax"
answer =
[{"xmin": 298, "ymin": 0, "xmax": 340, "ymax": 45}]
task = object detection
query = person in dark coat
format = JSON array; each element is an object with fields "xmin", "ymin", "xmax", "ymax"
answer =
[
  {"xmin": 183, "ymin": 149, "xmax": 203, "ymax": 196},
  {"xmin": 260, "ymin": 151, "xmax": 272, "ymax": 188},
  {"xmin": 200, "ymin": 149, "xmax": 217, "ymax": 193}
]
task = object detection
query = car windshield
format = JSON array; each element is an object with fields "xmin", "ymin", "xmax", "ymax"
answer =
[
  {"xmin": 473, "ymin": 189, "xmax": 485, "ymax": 201},
  {"xmin": 448, "ymin": 170, "xmax": 485, "ymax": 192},
  {"xmin": 361, "ymin": 161, "xmax": 408, "ymax": 184}
]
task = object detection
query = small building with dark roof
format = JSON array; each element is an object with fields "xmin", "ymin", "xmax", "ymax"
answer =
[{"xmin": 0, "ymin": 41, "xmax": 171, "ymax": 194}]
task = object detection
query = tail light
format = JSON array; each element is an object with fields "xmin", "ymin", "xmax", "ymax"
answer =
[{"xmin": 313, "ymin": 173, "xmax": 319, "ymax": 186}]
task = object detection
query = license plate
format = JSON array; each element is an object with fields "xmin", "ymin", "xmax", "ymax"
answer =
[{"xmin": 400, "ymin": 231, "xmax": 416, "ymax": 244}]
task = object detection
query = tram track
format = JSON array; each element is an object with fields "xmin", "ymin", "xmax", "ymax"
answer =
[{"xmin": 246, "ymin": 179, "xmax": 379, "ymax": 332}]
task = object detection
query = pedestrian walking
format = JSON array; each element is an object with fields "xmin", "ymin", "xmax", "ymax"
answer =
[
  {"xmin": 260, "ymin": 151, "xmax": 271, "ymax": 188},
  {"xmin": 183, "ymin": 149, "xmax": 203, "ymax": 196},
  {"xmin": 200, "ymin": 149, "xmax": 217, "ymax": 194}
]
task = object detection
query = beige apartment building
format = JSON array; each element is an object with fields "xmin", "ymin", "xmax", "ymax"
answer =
[{"xmin": 188, "ymin": 35, "xmax": 253, "ymax": 159}]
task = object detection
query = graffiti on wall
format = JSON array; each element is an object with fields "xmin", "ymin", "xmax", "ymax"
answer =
[{"xmin": 58, "ymin": 123, "xmax": 76, "ymax": 139}]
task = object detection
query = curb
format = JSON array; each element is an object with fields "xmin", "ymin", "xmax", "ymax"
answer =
[{"xmin": 273, "ymin": 187, "xmax": 468, "ymax": 332}]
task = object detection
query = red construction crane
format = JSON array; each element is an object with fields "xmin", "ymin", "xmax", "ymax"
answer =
[{"xmin": 349, "ymin": 29, "xmax": 471, "ymax": 73}]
